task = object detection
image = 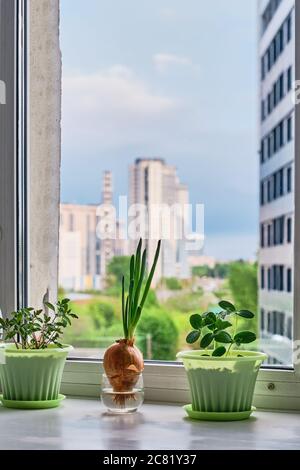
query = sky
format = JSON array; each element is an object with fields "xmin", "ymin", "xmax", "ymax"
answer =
[{"xmin": 60, "ymin": 0, "xmax": 259, "ymax": 261}]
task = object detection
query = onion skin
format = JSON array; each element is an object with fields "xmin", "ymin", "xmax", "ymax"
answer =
[{"xmin": 103, "ymin": 339, "xmax": 144, "ymax": 392}]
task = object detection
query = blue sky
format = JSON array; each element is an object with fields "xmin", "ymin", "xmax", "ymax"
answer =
[{"xmin": 60, "ymin": 0, "xmax": 258, "ymax": 260}]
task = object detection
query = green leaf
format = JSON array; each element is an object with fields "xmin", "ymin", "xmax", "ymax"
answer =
[
  {"xmin": 237, "ymin": 310, "xmax": 255, "ymax": 319},
  {"xmin": 212, "ymin": 346, "xmax": 226, "ymax": 357},
  {"xmin": 214, "ymin": 330, "xmax": 232, "ymax": 344},
  {"xmin": 234, "ymin": 331, "xmax": 256, "ymax": 344},
  {"xmin": 44, "ymin": 302, "xmax": 55, "ymax": 311},
  {"xmin": 203, "ymin": 312, "xmax": 216, "ymax": 326},
  {"xmin": 139, "ymin": 240, "xmax": 161, "ymax": 311},
  {"xmin": 189, "ymin": 314, "xmax": 202, "ymax": 330},
  {"xmin": 218, "ymin": 300, "xmax": 236, "ymax": 312},
  {"xmin": 186, "ymin": 330, "xmax": 201, "ymax": 344},
  {"xmin": 215, "ymin": 319, "xmax": 232, "ymax": 330},
  {"xmin": 200, "ymin": 332, "xmax": 214, "ymax": 348}
]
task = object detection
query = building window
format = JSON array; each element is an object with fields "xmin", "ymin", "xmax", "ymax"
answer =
[
  {"xmin": 69, "ymin": 213, "xmax": 74, "ymax": 232},
  {"xmin": 287, "ymin": 268, "xmax": 292, "ymax": 293},
  {"xmin": 287, "ymin": 166, "xmax": 292, "ymax": 192},
  {"xmin": 268, "ymin": 267, "xmax": 272, "ymax": 290},
  {"xmin": 260, "ymin": 181, "xmax": 265, "ymax": 205},
  {"xmin": 287, "ymin": 317, "xmax": 292, "ymax": 340},
  {"xmin": 267, "ymin": 311, "xmax": 272, "ymax": 332},
  {"xmin": 272, "ymin": 265, "xmax": 284, "ymax": 291},
  {"xmin": 261, "ymin": 308, "xmax": 265, "ymax": 331},
  {"xmin": 273, "ymin": 311, "xmax": 278, "ymax": 335},
  {"xmin": 261, "ymin": 224, "xmax": 265, "ymax": 247},
  {"xmin": 287, "ymin": 217, "xmax": 292, "ymax": 243},
  {"xmin": 287, "ymin": 66, "xmax": 292, "ymax": 91},
  {"xmin": 268, "ymin": 223, "xmax": 272, "ymax": 247},
  {"xmin": 96, "ymin": 254, "xmax": 101, "ymax": 275},
  {"xmin": 261, "ymin": 266, "xmax": 265, "ymax": 289},
  {"xmin": 267, "ymin": 179, "xmax": 271, "ymax": 202},
  {"xmin": 287, "ymin": 13, "xmax": 292, "ymax": 43},
  {"xmin": 287, "ymin": 115, "xmax": 293, "ymax": 142}
]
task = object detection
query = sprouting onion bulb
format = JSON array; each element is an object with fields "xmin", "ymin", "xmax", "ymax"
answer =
[{"xmin": 103, "ymin": 239, "xmax": 161, "ymax": 393}]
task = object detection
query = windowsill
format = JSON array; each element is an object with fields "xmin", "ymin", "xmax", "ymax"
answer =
[{"xmin": 0, "ymin": 398, "xmax": 299, "ymax": 450}]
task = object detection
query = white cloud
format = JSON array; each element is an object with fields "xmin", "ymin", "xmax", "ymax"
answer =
[
  {"xmin": 153, "ymin": 53, "xmax": 193, "ymax": 73},
  {"xmin": 62, "ymin": 65, "xmax": 181, "ymax": 151}
]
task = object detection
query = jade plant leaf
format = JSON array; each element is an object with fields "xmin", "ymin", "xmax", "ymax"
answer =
[
  {"xmin": 212, "ymin": 346, "xmax": 226, "ymax": 357},
  {"xmin": 200, "ymin": 332, "xmax": 214, "ymax": 348},
  {"xmin": 215, "ymin": 319, "xmax": 232, "ymax": 330},
  {"xmin": 186, "ymin": 330, "xmax": 201, "ymax": 344},
  {"xmin": 214, "ymin": 331, "xmax": 232, "ymax": 343},
  {"xmin": 218, "ymin": 300, "xmax": 235, "ymax": 312},
  {"xmin": 237, "ymin": 310, "xmax": 255, "ymax": 319},
  {"xmin": 189, "ymin": 314, "xmax": 202, "ymax": 330},
  {"xmin": 234, "ymin": 331, "xmax": 256, "ymax": 344}
]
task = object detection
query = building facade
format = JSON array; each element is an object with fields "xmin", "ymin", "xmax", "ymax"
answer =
[
  {"xmin": 59, "ymin": 172, "xmax": 126, "ymax": 291},
  {"xmin": 258, "ymin": 0, "xmax": 294, "ymax": 364},
  {"xmin": 129, "ymin": 158, "xmax": 191, "ymax": 284}
]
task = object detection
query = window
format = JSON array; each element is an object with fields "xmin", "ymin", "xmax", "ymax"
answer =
[
  {"xmin": 268, "ymin": 224, "xmax": 272, "ymax": 246},
  {"xmin": 2, "ymin": 0, "xmax": 300, "ymax": 407},
  {"xmin": 287, "ymin": 14, "xmax": 292, "ymax": 43},
  {"xmin": 260, "ymin": 181, "xmax": 265, "ymax": 205},
  {"xmin": 287, "ymin": 166, "xmax": 292, "ymax": 192},
  {"xmin": 287, "ymin": 268, "xmax": 292, "ymax": 293},
  {"xmin": 268, "ymin": 267, "xmax": 272, "ymax": 290},
  {"xmin": 287, "ymin": 116, "xmax": 293, "ymax": 142},
  {"xmin": 260, "ymin": 308, "xmax": 265, "ymax": 331},
  {"xmin": 261, "ymin": 224, "xmax": 265, "ymax": 247},
  {"xmin": 287, "ymin": 217, "xmax": 292, "ymax": 243},
  {"xmin": 287, "ymin": 317, "xmax": 292, "ymax": 340},
  {"xmin": 287, "ymin": 66, "xmax": 292, "ymax": 91},
  {"xmin": 69, "ymin": 214, "xmax": 74, "ymax": 232},
  {"xmin": 261, "ymin": 266, "xmax": 265, "ymax": 289}
]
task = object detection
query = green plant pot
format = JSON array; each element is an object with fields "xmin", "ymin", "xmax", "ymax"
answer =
[
  {"xmin": 0, "ymin": 344, "xmax": 72, "ymax": 408},
  {"xmin": 177, "ymin": 350, "xmax": 267, "ymax": 416}
]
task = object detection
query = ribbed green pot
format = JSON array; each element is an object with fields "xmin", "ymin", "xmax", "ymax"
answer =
[
  {"xmin": 0, "ymin": 344, "xmax": 72, "ymax": 403},
  {"xmin": 177, "ymin": 350, "xmax": 267, "ymax": 413}
]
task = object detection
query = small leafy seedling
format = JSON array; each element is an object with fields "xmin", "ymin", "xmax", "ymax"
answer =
[
  {"xmin": 0, "ymin": 299, "xmax": 78, "ymax": 349},
  {"xmin": 186, "ymin": 300, "xmax": 256, "ymax": 357}
]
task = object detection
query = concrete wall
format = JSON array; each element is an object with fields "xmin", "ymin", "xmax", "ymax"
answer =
[{"xmin": 29, "ymin": 0, "xmax": 61, "ymax": 306}]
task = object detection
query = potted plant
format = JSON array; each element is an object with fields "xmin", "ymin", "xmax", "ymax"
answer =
[
  {"xmin": 177, "ymin": 300, "xmax": 267, "ymax": 421},
  {"xmin": 102, "ymin": 239, "xmax": 161, "ymax": 413},
  {"xmin": 0, "ymin": 298, "xmax": 78, "ymax": 409}
]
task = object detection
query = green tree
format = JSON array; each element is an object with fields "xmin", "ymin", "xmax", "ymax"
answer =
[
  {"xmin": 137, "ymin": 308, "xmax": 179, "ymax": 360},
  {"xmin": 229, "ymin": 261, "xmax": 258, "ymax": 315},
  {"xmin": 192, "ymin": 265, "xmax": 211, "ymax": 277},
  {"xmin": 88, "ymin": 300, "xmax": 115, "ymax": 329},
  {"xmin": 164, "ymin": 277, "xmax": 182, "ymax": 291},
  {"xmin": 107, "ymin": 256, "xmax": 131, "ymax": 288}
]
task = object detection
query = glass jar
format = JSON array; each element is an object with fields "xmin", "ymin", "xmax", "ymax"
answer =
[{"xmin": 101, "ymin": 373, "xmax": 144, "ymax": 414}]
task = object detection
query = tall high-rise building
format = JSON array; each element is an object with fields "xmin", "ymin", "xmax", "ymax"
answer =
[
  {"xmin": 258, "ymin": 0, "xmax": 294, "ymax": 364},
  {"xmin": 129, "ymin": 158, "xmax": 191, "ymax": 284}
]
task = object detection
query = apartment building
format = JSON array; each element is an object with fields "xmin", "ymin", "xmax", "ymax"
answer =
[
  {"xmin": 129, "ymin": 158, "xmax": 191, "ymax": 284},
  {"xmin": 258, "ymin": 0, "xmax": 294, "ymax": 364}
]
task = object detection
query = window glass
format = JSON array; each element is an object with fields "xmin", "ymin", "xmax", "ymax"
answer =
[{"xmin": 59, "ymin": 0, "xmax": 294, "ymax": 366}]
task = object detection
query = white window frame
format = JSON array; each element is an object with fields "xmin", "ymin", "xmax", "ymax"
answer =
[{"xmin": 1, "ymin": 0, "xmax": 300, "ymax": 410}]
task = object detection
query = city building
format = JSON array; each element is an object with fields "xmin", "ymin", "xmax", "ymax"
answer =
[
  {"xmin": 59, "ymin": 172, "xmax": 126, "ymax": 291},
  {"xmin": 129, "ymin": 158, "xmax": 192, "ymax": 284},
  {"xmin": 258, "ymin": 0, "xmax": 294, "ymax": 364}
]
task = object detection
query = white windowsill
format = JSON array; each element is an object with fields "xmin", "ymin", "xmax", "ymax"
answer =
[{"xmin": 0, "ymin": 397, "xmax": 299, "ymax": 450}]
